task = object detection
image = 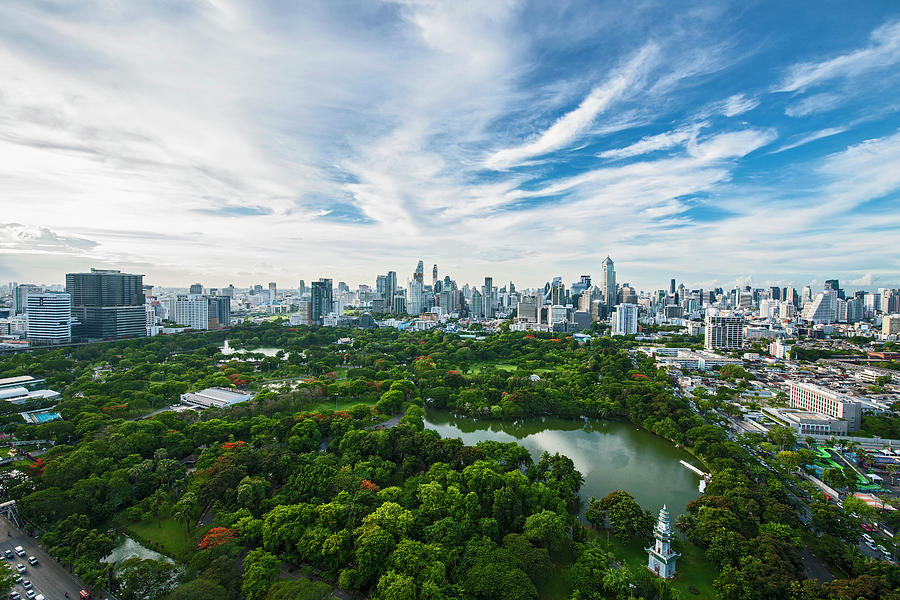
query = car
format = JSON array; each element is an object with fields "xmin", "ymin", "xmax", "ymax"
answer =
[
  {"xmin": 26, "ymin": 556, "xmax": 37, "ymax": 566},
  {"xmin": 877, "ymin": 545, "xmax": 890, "ymax": 554},
  {"xmin": 866, "ymin": 541, "xmax": 877, "ymax": 550},
  {"xmin": 15, "ymin": 563, "xmax": 25, "ymax": 574},
  {"xmin": 24, "ymin": 591, "xmax": 34, "ymax": 600},
  {"xmin": 21, "ymin": 581, "xmax": 30, "ymax": 590},
  {"xmin": 9, "ymin": 592, "xmax": 21, "ymax": 600},
  {"xmin": 13, "ymin": 546, "xmax": 24, "ymax": 557},
  {"xmin": 3, "ymin": 549, "xmax": 12, "ymax": 559},
  {"xmin": 863, "ymin": 533, "xmax": 875, "ymax": 543},
  {"xmin": 14, "ymin": 575, "xmax": 22, "ymax": 584}
]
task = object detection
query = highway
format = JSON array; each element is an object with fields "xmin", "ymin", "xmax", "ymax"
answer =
[{"xmin": 0, "ymin": 517, "xmax": 88, "ymax": 600}]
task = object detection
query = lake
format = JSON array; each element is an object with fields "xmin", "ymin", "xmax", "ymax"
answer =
[{"xmin": 424, "ymin": 409, "xmax": 704, "ymax": 517}]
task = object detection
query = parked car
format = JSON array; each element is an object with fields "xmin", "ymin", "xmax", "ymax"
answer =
[
  {"xmin": 863, "ymin": 533, "xmax": 875, "ymax": 543},
  {"xmin": 15, "ymin": 563, "xmax": 25, "ymax": 574},
  {"xmin": 26, "ymin": 556, "xmax": 37, "ymax": 566},
  {"xmin": 21, "ymin": 581, "xmax": 30, "ymax": 590},
  {"xmin": 3, "ymin": 549, "xmax": 13, "ymax": 559},
  {"xmin": 9, "ymin": 592, "xmax": 21, "ymax": 600},
  {"xmin": 24, "ymin": 591, "xmax": 34, "ymax": 600},
  {"xmin": 13, "ymin": 546, "xmax": 24, "ymax": 557},
  {"xmin": 866, "ymin": 540, "xmax": 877, "ymax": 551}
]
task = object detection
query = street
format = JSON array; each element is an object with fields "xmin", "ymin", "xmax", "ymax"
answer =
[{"xmin": 0, "ymin": 516, "xmax": 87, "ymax": 600}]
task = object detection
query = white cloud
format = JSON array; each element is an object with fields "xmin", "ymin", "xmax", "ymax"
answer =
[
  {"xmin": 784, "ymin": 93, "xmax": 843, "ymax": 117},
  {"xmin": 598, "ymin": 122, "xmax": 705, "ymax": 160},
  {"xmin": 777, "ymin": 19, "xmax": 900, "ymax": 92},
  {"xmin": 483, "ymin": 43, "xmax": 658, "ymax": 170},
  {"xmin": 720, "ymin": 94, "xmax": 759, "ymax": 117},
  {"xmin": 850, "ymin": 273, "xmax": 876, "ymax": 286},
  {"xmin": 686, "ymin": 129, "xmax": 777, "ymax": 161},
  {"xmin": 770, "ymin": 127, "xmax": 847, "ymax": 154}
]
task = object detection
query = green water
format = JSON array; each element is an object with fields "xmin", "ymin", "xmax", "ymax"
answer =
[{"xmin": 424, "ymin": 409, "xmax": 705, "ymax": 517}]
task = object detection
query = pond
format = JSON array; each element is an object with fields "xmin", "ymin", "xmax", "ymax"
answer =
[
  {"xmin": 424, "ymin": 409, "xmax": 705, "ymax": 517},
  {"xmin": 103, "ymin": 535, "xmax": 175, "ymax": 565},
  {"xmin": 219, "ymin": 340, "xmax": 282, "ymax": 357}
]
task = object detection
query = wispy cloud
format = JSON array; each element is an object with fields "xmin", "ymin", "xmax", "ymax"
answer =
[
  {"xmin": 784, "ymin": 93, "xmax": 843, "ymax": 117},
  {"xmin": 720, "ymin": 94, "xmax": 760, "ymax": 117},
  {"xmin": 598, "ymin": 122, "xmax": 706, "ymax": 160},
  {"xmin": 484, "ymin": 43, "xmax": 658, "ymax": 170},
  {"xmin": 776, "ymin": 19, "xmax": 900, "ymax": 92},
  {"xmin": 770, "ymin": 127, "xmax": 847, "ymax": 154}
]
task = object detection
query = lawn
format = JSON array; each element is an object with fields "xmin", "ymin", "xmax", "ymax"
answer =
[
  {"xmin": 123, "ymin": 515, "xmax": 198, "ymax": 561},
  {"xmin": 305, "ymin": 398, "xmax": 375, "ymax": 413},
  {"xmin": 596, "ymin": 531, "xmax": 718, "ymax": 598}
]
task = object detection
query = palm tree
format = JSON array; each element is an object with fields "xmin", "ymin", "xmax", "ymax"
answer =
[
  {"xmin": 172, "ymin": 500, "xmax": 193, "ymax": 541},
  {"xmin": 806, "ymin": 436, "xmax": 816, "ymax": 449}
]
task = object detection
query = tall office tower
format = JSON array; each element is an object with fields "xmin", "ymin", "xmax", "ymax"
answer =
[
  {"xmin": 882, "ymin": 289, "xmax": 900, "ymax": 315},
  {"xmin": 846, "ymin": 297, "xmax": 865, "ymax": 324},
  {"xmin": 705, "ymin": 314, "xmax": 743, "ymax": 351},
  {"xmin": 824, "ymin": 279, "xmax": 844, "ymax": 299},
  {"xmin": 482, "ymin": 277, "xmax": 494, "ymax": 318},
  {"xmin": 311, "ymin": 278, "xmax": 333, "ymax": 324},
  {"xmin": 782, "ymin": 286, "xmax": 799, "ymax": 306},
  {"xmin": 549, "ymin": 277, "xmax": 566, "ymax": 306},
  {"xmin": 208, "ymin": 296, "xmax": 231, "ymax": 329},
  {"xmin": 516, "ymin": 294, "xmax": 539, "ymax": 323},
  {"xmin": 768, "ymin": 286, "xmax": 780, "ymax": 300},
  {"xmin": 670, "ymin": 279, "xmax": 676, "ymax": 295},
  {"xmin": 800, "ymin": 291, "xmax": 837, "ymax": 324},
  {"xmin": 432, "ymin": 264, "xmax": 438, "ymax": 287},
  {"xmin": 386, "ymin": 271, "xmax": 398, "ymax": 312},
  {"xmin": 618, "ymin": 283, "xmax": 637, "ymax": 305},
  {"xmin": 189, "ymin": 283, "xmax": 203, "ymax": 295},
  {"xmin": 414, "ymin": 260, "xmax": 424, "ymax": 283},
  {"xmin": 611, "ymin": 303, "xmax": 638, "ymax": 336},
  {"xmin": 376, "ymin": 275, "xmax": 388, "ymax": 300},
  {"xmin": 223, "ymin": 284, "xmax": 235, "ymax": 298},
  {"xmin": 268, "ymin": 282, "xmax": 277, "ymax": 303},
  {"xmin": 26, "ymin": 292, "xmax": 72, "ymax": 345},
  {"xmin": 801, "ymin": 285, "xmax": 812, "ymax": 306},
  {"xmin": 66, "ymin": 269, "xmax": 146, "ymax": 339},
  {"xmin": 13, "ymin": 284, "xmax": 41, "ymax": 315},
  {"xmin": 470, "ymin": 289, "xmax": 483, "ymax": 319},
  {"xmin": 298, "ymin": 280, "xmax": 306, "ymax": 296},
  {"xmin": 338, "ymin": 281, "xmax": 350, "ymax": 293},
  {"xmin": 601, "ymin": 256, "xmax": 616, "ymax": 310},
  {"xmin": 509, "ymin": 281, "xmax": 516, "ymax": 294}
]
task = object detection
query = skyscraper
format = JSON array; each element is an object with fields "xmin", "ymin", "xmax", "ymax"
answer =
[
  {"xmin": 189, "ymin": 283, "xmax": 203, "ymax": 295},
  {"xmin": 26, "ymin": 292, "xmax": 72, "ymax": 345},
  {"xmin": 268, "ymin": 282, "xmax": 277, "ymax": 303},
  {"xmin": 386, "ymin": 271, "xmax": 398, "ymax": 313},
  {"xmin": 670, "ymin": 279, "xmax": 676, "ymax": 295},
  {"xmin": 705, "ymin": 315, "xmax": 743, "ymax": 350},
  {"xmin": 482, "ymin": 277, "xmax": 494, "ymax": 318},
  {"xmin": 311, "ymin": 278, "xmax": 333, "ymax": 324},
  {"xmin": 66, "ymin": 269, "xmax": 146, "ymax": 339},
  {"xmin": 432, "ymin": 264, "xmax": 438, "ymax": 287},
  {"xmin": 601, "ymin": 256, "xmax": 616, "ymax": 310},
  {"xmin": 13, "ymin": 284, "xmax": 41, "ymax": 315}
]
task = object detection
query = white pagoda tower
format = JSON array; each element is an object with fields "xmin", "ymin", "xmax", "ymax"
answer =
[{"xmin": 646, "ymin": 504, "xmax": 681, "ymax": 579}]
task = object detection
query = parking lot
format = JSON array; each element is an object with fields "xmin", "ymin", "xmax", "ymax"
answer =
[{"xmin": 0, "ymin": 516, "xmax": 86, "ymax": 600}]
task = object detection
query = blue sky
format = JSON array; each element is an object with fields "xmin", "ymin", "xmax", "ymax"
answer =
[{"xmin": 0, "ymin": 0, "xmax": 899, "ymax": 292}]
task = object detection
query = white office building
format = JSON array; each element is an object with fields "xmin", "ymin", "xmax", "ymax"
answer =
[
  {"xmin": 172, "ymin": 295, "xmax": 209, "ymax": 330},
  {"xmin": 25, "ymin": 292, "xmax": 72, "ymax": 345},
  {"xmin": 704, "ymin": 314, "xmax": 743, "ymax": 350},
  {"xmin": 612, "ymin": 303, "xmax": 638, "ymax": 336},
  {"xmin": 788, "ymin": 381, "xmax": 861, "ymax": 432},
  {"xmin": 800, "ymin": 291, "xmax": 837, "ymax": 324}
]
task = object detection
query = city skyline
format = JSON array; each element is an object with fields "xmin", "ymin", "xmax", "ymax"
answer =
[{"xmin": 1, "ymin": 2, "xmax": 899, "ymax": 289}]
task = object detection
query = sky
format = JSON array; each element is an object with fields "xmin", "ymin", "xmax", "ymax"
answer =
[{"xmin": 1, "ymin": 0, "xmax": 899, "ymax": 293}]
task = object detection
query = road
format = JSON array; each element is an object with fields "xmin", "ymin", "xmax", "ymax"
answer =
[{"xmin": 0, "ymin": 516, "xmax": 88, "ymax": 600}]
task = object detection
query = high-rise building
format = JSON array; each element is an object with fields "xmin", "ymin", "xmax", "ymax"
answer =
[
  {"xmin": 800, "ymin": 291, "xmax": 837, "ymax": 324},
  {"xmin": 670, "ymin": 279, "xmax": 676, "ymax": 295},
  {"xmin": 470, "ymin": 290, "xmax": 483, "ymax": 319},
  {"xmin": 482, "ymin": 277, "xmax": 494, "ymax": 318},
  {"xmin": 66, "ymin": 269, "xmax": 146, "ymax": 339},
  {"xmin": 882, "ymin": 289, "xmax": 900, "ymax": 315},
  {"xmin": 189, "ymin": 283, "xmax": 203, "ymax": 295},
  {"xmin": 884, "ymin": 315, "xmax": 900, "ymax": 336},
  {"xmin": 704, "ymin": 315, "xmax": 743, "ymax": 351},
  {"xmin": 13, "ymin": 284, "xmax": 41, "ymax": 315},
  {"xmin": 801, "ymin": 285, "xmax": 812, "ymax": 306},
  {"xmin": 601, "ymin": 256, "xmax": 616, "ymax": 310},
  {"xmin": 311, "ymin": 279, "xmax": 333, "ymax": 324},
  {"xmin": 432, "ymin": 264, "xmax": 438, "ymax": 287},
  {"xmin": 26, "ymin": 292, "xmax": 72, "ymax": 345},
  {"xmin": 516, "ymin": 295, "xmax": 539, "ymax": 323},
  {"xmin": 386, "ymin": 271, "xmax": 398, "ymax": 313},
  {"xmin": 611, "ymin": 303, "xmax": 638, "ymax": 336},
  {"xmin": 824, "ymin": 279, "xmax": 844, "ymax": 300},
  {"xmin": 268, "ymin": 282, "xmax": 277, "ymax": 303}
]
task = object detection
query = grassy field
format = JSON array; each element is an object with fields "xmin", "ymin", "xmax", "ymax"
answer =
[
  {"xmin": 597, "ymin": 531, "xmax": 718, "ymax": 598},
  {"xmin": 304, "ymin": 398, "xmax": 375, "ymax": 413},
  {"xmin": 466, "ymin": 361, "xmax": 557, "ymax": 375},
  {"xmin": 124, "ymin": 515, "xmax": 197, "ymax": 561}
]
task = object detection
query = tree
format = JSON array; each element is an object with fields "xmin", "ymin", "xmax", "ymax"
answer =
[
  {"xmin": 598, "ymin": 490, "xmax": 654, "ymax": 541},
  {"xmin": 0, "ymin": 562, "xmax": 16, "ymax": 596},
  {"xmin": 115, "ymin": 558, "xmax": 179, "ymax": 600},
  {"xmin": 822, "ymin": 467, "xmax": 849, "ymax": 491},
  {"xmin": 523, "ymin": 510, "xmax": 568, "ymax": 554},
  {"xmin": 165, "ymin": 578, "xmax": 228, "ymax": 600},
  {"xmin": 376, "ymin": 389, "xmax": 405, "ymax": 415},
  {"xmin": 265, "ymin": 580, "xmax": 333, "ymax": 600},
  {"xmin": 768, "ymin": 426, "xmax": 797, "ymax": 451},
  {"xmin": 242, "ymin": 549, "xmax": 280, "ymax": 600}
]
